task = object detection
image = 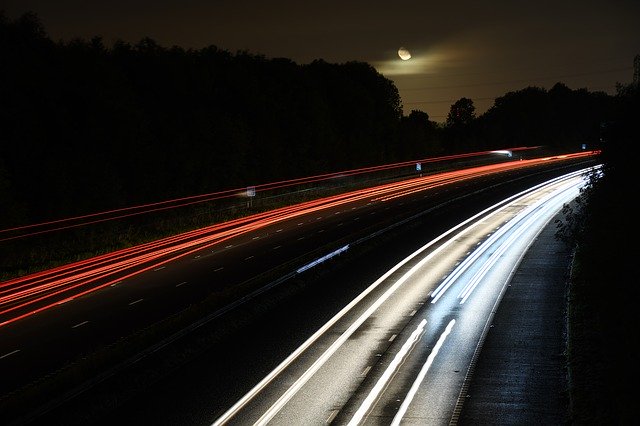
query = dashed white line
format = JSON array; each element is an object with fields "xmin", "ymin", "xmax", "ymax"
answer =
[
  {"xmin": 409, "ymin": 310, "xmax": 417, "ymax": 316},
  {"xmin": 318, "ymin": 229, "xmax": 324, "ymax": 233},
  {"xmin": 225, "ymin": 245, "xmax": 234, "ymax": 249},
  {"xmin": 154, "ymin": 266, "xmax": 166, "ymax": 271},
  {"xmin": 72, "ymin": 320, "xmax": 89, "ymax": 329},
  {"xmin": 129, "ymin": 299, "xmax": 144, "ymax": 306},
  {"xmin": 361, "ymin": 366, "xmax": 372, "ymax": 376},
  {"xmin": 214, "ymin": 267, "xmax": 224, "ymax": 272},
  {"xmin": 273, "ymin": 245, "xmax": 282, "ymax": 250},
  {"xmin": 194, "ymin": 255, "xmax": 201, "ymax": 259},
  {"xmin": 110, "ymin": 281, "xmax": 122, "ymax": 287},
  {"xmin": 176, "ymin": 281, "xmax": 188, "ymax": 287},
  {"xmin": 389, "ymin": 334, "xmax": 397, "ymax": 342},
  {"xmin": 298, "ymin": 223, "xmax": 304, "ymax": 226},
  {"xmin": 337, "ymin": 222, "xmax": 344, "ymax": 227},
  {"xmin": 297, "ymin": 237, "xmax": 305, "ymax": 240},
  {"xmin": 276, "ymin": 229, "xmax": 283, "ymax": 232},
  {"xmin": 0, "ymin": 349, "xmax": 20, "ymax": 360},
  {"xmin": 245, "ymin": 256, "xmax": 254, "ymax": 261},
  {"xmin": 252, "ymin": 236, "xmax": 260, "ymax": 240}
]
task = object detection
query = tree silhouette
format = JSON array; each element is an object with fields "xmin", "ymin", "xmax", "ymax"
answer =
[{"xmin": 446, "ymin": 97, "xmax": 475, "ymax": 127}]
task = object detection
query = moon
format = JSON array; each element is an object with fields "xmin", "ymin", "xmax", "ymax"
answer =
[{"xmin": 398, "ymin": 47, "xmax": 411, "ymax": 61}]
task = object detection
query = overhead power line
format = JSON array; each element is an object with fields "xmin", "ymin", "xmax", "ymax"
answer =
[{"xmin": 400, "ymin": 67, "xmax": 632, "ymax": 91}]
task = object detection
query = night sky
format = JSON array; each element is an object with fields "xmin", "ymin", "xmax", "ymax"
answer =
[{"xmin": 3, "ymin": 0, "xmax": 639, "ymax": 121}]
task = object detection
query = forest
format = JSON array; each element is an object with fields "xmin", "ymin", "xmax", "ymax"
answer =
[{"xmin": 0, "ymin": 11, "xmax": 624, "ymax": 229}]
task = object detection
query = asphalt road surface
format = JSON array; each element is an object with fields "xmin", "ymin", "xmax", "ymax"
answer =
[{"xmin": 1, "ymin": 156, "xmax": 597, "ymax": 425}]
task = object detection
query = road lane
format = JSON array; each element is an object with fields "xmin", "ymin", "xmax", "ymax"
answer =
[{"xmin": 212, "ymin": 168, "xmax": 590, "ymax": 425}]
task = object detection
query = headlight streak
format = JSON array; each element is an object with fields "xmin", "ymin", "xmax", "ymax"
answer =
[
  {"xmin": 347, "ymin": 319, "xmax": 428, "ymax": 426},
  {"xmin": 458, "ymin": 182, "xmax": 581, "ymax": 304},
  {"xmin": 228, "ymin": 239, "xmax": 455, "ymax": 426},
  {"xmin": 211, "ymin": 191, "xmax": 514, "ymax": 425},
  {"xmin": 212, "ymin": 165, "xmax": 597, "ymax": 425},
  {"xmin": 429, "ymin": 167, "xmax": 593, "ymax": 304},
  {"xmin": 390, "ymin": 319, "xmax": 456, "ymax": 426}
]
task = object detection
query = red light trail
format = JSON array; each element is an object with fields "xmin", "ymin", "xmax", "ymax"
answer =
[
  {"xmin": 0, "ymin": 147, "xmax": 539, "ymax": 242},
  {"xmin": 0, "ymin": 151, "xmax": 597, "ymax": 328}
]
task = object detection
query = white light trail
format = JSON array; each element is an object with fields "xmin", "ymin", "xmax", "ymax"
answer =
[
  {"xmin": 458, "ymin": 182, "xmax": 579, "ymax": 304},
  {"xmin": 211, "ymin": 167, "xmax": 596, "ymax": 425},
  {"xmin": 391, "ymin": 319, "xmax": 456, "ymax": 426},
  {"xmin": 347, "ymin": 319, "xmax": 427, "ymax": 426},
  {"xmin": 430, "ymin": 169, "xmax": 590, "ymax": 304}
]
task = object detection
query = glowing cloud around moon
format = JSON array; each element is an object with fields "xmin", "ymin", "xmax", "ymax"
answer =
[{"xmin": 398, "ymin": 47, "xmax": 411, "ymax": 60}]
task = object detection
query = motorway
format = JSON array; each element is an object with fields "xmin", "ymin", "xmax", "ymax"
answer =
[{"xmin": 0, "ymin": 152, "xmax": 598, "ymax": 425}]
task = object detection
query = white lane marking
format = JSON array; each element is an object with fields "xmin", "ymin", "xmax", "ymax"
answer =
[
  {"xmin": 389, "ymin": 334, "xmax": 397, "ymax": 342},
  {"xmin": 225, "ymin": 245, "xmax": 234, "ymax": 249},
  {"xmin": 0, "ymin": 349, "xmax": 20, "ymax": 360},
  {"xmin": 298, "ymin": 223, "xmax": 304, "ymax": 226},
  {"xmin": 154, "ymin": 266, "xmax": 166, "ymax": 271},
  {"xmin": 334, "ymin": 211, "xmax": 341, "ymax": 215},
  {"xmin": 72, "ymin": 320, "xmax": 89, "ymax": 329},
  {"xmin": 391, "ymin": 319, "xmax": 456, "ymax": 425},
  {"xmin": 244, "ymin": 256, "xmax": 254, "ymax": 261},
  {"xmin": 348, "ymin": 319, "xmax": 427, "ymax": 426},
  {"xmin": 252, "ymin": 236, "xmax": 260, "ymax": 240},
  {"xmin": 176, "ymin": 281, "xmax": 188, "ymax": 287},
  {"xmin": 409, "ymin": 309, "xmax": 417, "ymax": 316},
  {"xmin": 110, "ymin": 281, "xmax": 122, "ymax": 287},
  {"xmin": 337, "ymin": 222, "xmax": 344, "ymax": 227},
  {"xmin": 318, "ymin": 229, "xmax": 324, "ymax": 233},
  {"xmin": 129, "ymin": 299, "xmax": 144, "ymax": 306},
  {"xmin": 316, "ymin": 216, "xmax": 323, "ymax": 220},
  {"xmin": 361, "ymin": 366, "xmax": 372, "ymax": 377},
  {"xmin": 297, "ymin": 236, "xmax": 305, "ymax": 241},
  {"xmin": 273, "ymin": 246, "xmax": 282, "ymax": 250},
  {"xmin": 194, "ymin": 255, "xmax": 201, "ymax": 259},
  {"xmin": 214, "ymin": 267, "xmax": 224, "ymax": 272},
  {"xmin": 276, "ymin": 229, "xmax": 283, "ymax": 232}
]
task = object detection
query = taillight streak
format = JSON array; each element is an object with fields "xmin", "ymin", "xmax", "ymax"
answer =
[{"xmin": 0, "ymin": 151, "xmax": 599, "ymax": 327}]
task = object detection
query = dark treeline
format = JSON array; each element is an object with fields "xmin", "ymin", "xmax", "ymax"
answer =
[{"xmin": 0, "ymin": 11, "xmax": 624, "ymax": 228}]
